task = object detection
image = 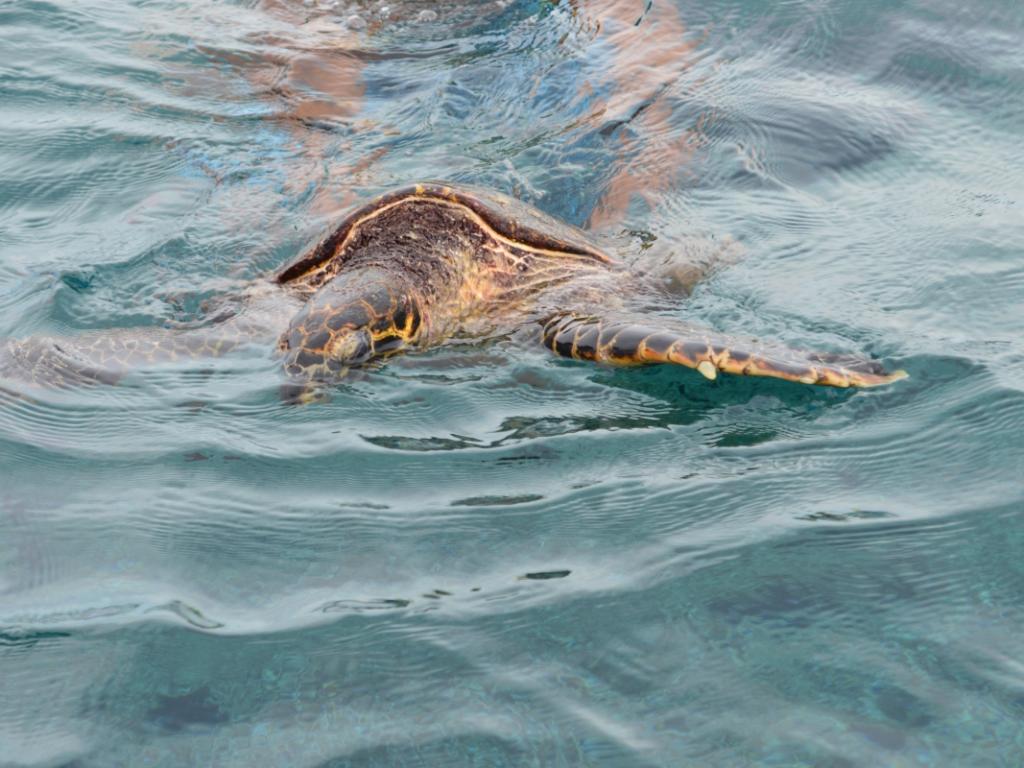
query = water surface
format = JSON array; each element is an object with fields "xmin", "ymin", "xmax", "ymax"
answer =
[{"xmin": 2, "ymin": 0, "xmax": 1023, "ymax": 765}]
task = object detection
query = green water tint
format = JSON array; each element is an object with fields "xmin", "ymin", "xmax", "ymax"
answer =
[{"xmin": 2, "ymin": 0, "xmax": 1024, "ymax": 765}]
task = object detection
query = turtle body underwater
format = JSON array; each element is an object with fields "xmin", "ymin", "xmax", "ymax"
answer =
[{"xmin": 0, "ymin": 183, "xmax": 906, "ymax": 401}]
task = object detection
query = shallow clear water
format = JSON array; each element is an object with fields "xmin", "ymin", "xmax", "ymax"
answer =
[{"xmin": 2, "ymin": 0, "xmax": 1023, "ymax": 765}]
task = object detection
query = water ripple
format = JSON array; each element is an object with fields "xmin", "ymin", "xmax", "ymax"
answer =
[{"xmin": 2, "ymin": 0, "xmax": 1024, "ymax": 765}]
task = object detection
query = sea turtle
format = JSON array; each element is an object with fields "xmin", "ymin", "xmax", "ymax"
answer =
[{"xmin": 0, "ymin": 182, "xmax": 906, "ymax": 401}]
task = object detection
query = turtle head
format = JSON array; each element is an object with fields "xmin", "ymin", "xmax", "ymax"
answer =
[{"xmin": 279, "ymin": 269, "xmax": 424, "ymax": 388}]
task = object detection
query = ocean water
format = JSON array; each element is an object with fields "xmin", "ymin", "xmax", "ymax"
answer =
[{"xmin": 1, "ymin": 0, "xmax": 1023, "ymax": 765}]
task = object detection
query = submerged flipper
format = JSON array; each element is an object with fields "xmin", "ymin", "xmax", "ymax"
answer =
[
  {"xmin": 0, "ymin": 330, "xmax": 247, "ymax": 390},
  {"xmin": 541, "ymin": 314, "xmax": 907, "ymax": 388}
]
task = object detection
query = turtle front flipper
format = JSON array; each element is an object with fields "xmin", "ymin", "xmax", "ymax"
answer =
[
  {"xmin": 1, "ymin": 329, "xmax": 248, "ymax": 391},
  {"xmin": 541, "ymin": 314, "xmax": 907, "ymax": 388}
]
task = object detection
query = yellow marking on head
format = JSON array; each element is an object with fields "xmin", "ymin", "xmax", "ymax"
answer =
[
  {"xmin": 400, "ymin": 308, "xmax": 416, "ymax": 338},
  {"xmin": 371, "ymin": 324, "xmax": 398, "ymax": 342}
]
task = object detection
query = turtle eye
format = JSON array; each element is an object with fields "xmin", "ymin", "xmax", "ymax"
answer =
[{"xmin": 325, "ymin": 327, "xmax": 373, "ymax": 366}]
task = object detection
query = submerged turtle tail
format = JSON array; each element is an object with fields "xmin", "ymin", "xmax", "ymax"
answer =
[{"xmin": 541, "ymin": 314, "xmax": 907, "ymax": 388}]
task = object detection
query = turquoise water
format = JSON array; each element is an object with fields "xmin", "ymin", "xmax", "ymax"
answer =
[{"xmin": 2, "ymin": 0, "xmax": 1023, "ymax": 764}]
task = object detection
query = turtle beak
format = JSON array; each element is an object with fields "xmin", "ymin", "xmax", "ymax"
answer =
[{"xmin": 279, "ymin": 381, "xmax": 330, "ymax": 406}]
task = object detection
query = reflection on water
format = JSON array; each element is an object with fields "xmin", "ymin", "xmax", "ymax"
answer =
[{"xmin": 2, "ymin": 0, "xmax": 1024, "ymax": 765}]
